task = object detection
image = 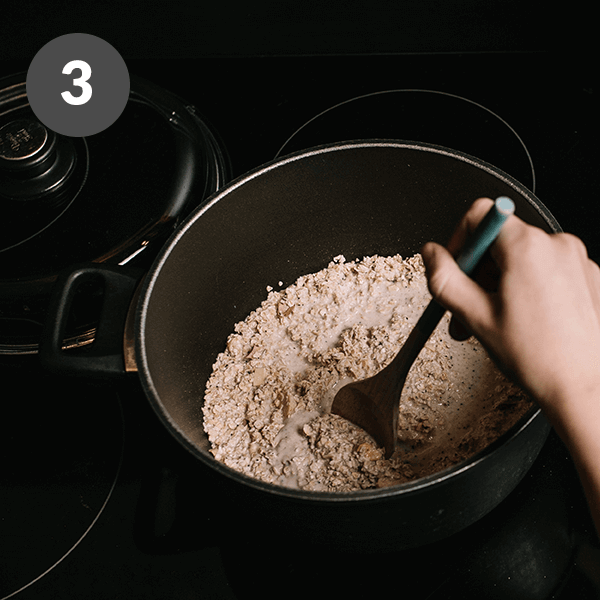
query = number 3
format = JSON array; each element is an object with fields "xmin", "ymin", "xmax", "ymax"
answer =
[{"xmin": 61, "ymin": 60, "xmax": 92, "ymax": 106}]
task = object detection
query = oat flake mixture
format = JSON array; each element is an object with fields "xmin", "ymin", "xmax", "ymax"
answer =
[{"xmin": 202, "ymin": 254, "xmax": 532, "ymax": 492}]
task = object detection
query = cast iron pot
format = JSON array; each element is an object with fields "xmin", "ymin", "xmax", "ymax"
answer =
[{"xmin": 41, "ymin": 140, "xmax": 559, "ymax": 552}]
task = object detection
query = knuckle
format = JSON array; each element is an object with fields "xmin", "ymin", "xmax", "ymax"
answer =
[
  {"xmin": 511, "ymin": 224, "xmax": 547, "ymax": 257},
  {"xmin": 466, "ymin": 198, "xmax": 495, "ymax": 230},
  {"xmin": 558, "ymin": 232, "xmax": 588, "ymax": 257}
]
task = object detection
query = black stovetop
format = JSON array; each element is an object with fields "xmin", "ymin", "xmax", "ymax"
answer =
[{"xmin": 1, "ymin": 52, "xmax": 598, "ymax": 599}]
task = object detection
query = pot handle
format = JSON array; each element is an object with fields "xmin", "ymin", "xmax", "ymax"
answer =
[{"xmin": 39, "ymin": 263, "xmax": 144, "ymax": 378}]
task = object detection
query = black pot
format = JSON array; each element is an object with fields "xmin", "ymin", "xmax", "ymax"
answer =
[{"xmin": 41, "ymin": 141, "xmax": 559, "ymax": 551}]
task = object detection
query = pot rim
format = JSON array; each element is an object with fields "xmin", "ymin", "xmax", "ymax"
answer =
[{"xmin": 135, "ymin": 139, "xmax": 560, "ymax": 502}]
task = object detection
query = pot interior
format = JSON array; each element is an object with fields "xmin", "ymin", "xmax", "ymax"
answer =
[{"xmin": 138, "ymin": 141, "xmax": 559, "ymax": 486}]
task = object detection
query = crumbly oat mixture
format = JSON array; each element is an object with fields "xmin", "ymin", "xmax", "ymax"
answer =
[{"xmin": 202, "ymin": 254, "xmax": 531, "ymax": 492}]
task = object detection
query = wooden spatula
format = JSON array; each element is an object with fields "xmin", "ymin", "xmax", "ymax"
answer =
[{"xmin": 330, "ymin": 197, "xmax": 515, "ymax": 458}]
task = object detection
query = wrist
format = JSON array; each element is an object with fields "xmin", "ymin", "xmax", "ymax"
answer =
[
  {"xmin": 536, "ymin": 373, "xmax": 600, "ymax": 419},
  {"xmin": 543, "ymin": 383, "xmax": 600, "ymax": 452}
]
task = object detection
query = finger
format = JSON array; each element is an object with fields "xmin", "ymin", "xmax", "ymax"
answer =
[
  {"xmin": 588, "ymin": 258, "xmax": 600, "ymax": 325},
  {"xmin": 447, "ymin": 198, "xmax": 536, "ymax": 274},
  {"xmin": 559, "ymin": 235, "xmax": 600, "ymax": 325},
  {"xmin": 446, "ymin": 197, "xmax": 495, "ymax": 256},
  {"xmin": 486, "ymin": 208, "xmax": 543, "ymax": 271},
  {"xmin": 421, "ymin": 241, "xmax": 495, "ymax": 336},
  {"xmin": 570, "ymin": 238, "xmax": 600, "ymax": 328},
  {"xmin": 445, "ymin": 198, "xmax": 503, "ymax": 292},
  {"xmin": 449, "ymin": 315, "xmax": 473, "ymax": 341}
]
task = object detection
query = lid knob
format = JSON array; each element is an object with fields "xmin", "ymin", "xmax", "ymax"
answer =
[
  {"xmin": 0, "ymin": 119, "xmax": 76, "ymax": 200},
  {"xmin": 0, "ymin": 119, "xmax": 57, "ymax": 178}
]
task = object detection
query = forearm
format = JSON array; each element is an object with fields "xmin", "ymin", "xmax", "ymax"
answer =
[{"xmin": 546, "ymin": 391, "xmax": 600, "ymax": 538}]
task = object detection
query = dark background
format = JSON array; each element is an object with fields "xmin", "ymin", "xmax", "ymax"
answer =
[{"xmin": 2, "ymin": 0, "xmax": 594, "ymax": 59}]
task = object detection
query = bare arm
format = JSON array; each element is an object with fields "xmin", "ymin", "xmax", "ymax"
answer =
[{"xmin": 422, "ymin": 198, "xmax": 600, "ymax": 536}]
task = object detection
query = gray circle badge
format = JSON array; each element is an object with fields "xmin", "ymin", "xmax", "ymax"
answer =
[{"xmin": 26, "ymin": 34, "xmax": 130, "ymax": 137}]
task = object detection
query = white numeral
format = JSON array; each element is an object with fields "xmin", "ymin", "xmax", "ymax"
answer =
[{"xmin": 61, "ymin": 60, "xmax": 92, "ymax": 106}]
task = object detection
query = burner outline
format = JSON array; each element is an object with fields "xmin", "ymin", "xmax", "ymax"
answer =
[
  {"xmin": 0, "ymin": 400, "xmax": 125, "ymax": 600},
  {"xmin": 275, "ymin": 89, "xmax": 536, "ymax": 194}
]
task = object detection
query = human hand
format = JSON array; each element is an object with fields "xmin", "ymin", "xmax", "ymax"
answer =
[
  {"xmin": 421, "ymin": 197, "xmax": 600, "ymax": 419},
  {"xmin": 422, "ymin": 197, "xmax": 600, "ymax": 538}
]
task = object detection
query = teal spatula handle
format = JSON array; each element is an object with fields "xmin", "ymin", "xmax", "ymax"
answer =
[{"xmin": 456, "ymin": 196, "xmax": 515, "ymax": 275}]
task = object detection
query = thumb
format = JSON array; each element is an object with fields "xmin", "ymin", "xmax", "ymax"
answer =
[{"xmin": 421, "ymin": 241, "xmax": 494, "ymax": 337}]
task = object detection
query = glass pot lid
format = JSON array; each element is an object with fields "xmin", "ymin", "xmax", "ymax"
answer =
[{"xmin": 0, "ymin": 72, "xmax": 230, "ymax": 355}]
